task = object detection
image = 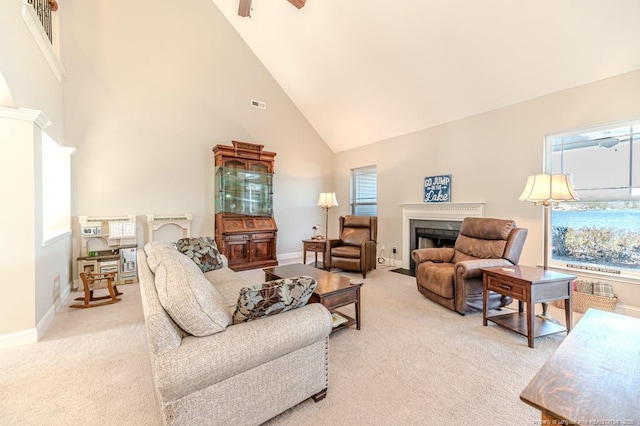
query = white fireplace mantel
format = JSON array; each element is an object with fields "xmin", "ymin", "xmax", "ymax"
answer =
[{"xmin": 401, "ymin": 202, "xmax": 485, "ymax": 269}]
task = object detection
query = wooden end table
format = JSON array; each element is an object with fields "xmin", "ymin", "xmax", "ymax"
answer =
[
  {"xmin": 263, "ymin": 263, "xmax": 362, "ymax": 333},
  {"xmin": 302, "ymin": 239, "xmax": 327, "ymax": 268},
  {"xmin": 481, "ymin": 265, "xmax": 575, "ymax": 348}
]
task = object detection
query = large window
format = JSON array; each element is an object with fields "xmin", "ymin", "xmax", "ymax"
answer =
[
  {"xmin": 547, "ymin": 119, "xmax": 640, "ymax": 274},
  {"xmin": 350, "ymin": 165, "xmax": 377, "ymax": 216}
]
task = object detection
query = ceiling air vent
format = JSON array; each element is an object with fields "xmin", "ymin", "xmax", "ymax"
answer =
[{"xmin": 251, "ymin": 99, "xmax": 266, "ymax": 110}]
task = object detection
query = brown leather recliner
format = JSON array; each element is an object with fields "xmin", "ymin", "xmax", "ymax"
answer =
[
  {"xmin": 412, "ymin": 217, "xmax": 528, "ymax": 315},
  {"xmin": 325, "ymin": 215, "xmax": 378, "ymax": 278}
]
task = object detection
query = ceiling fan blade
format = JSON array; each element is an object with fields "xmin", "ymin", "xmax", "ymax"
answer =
[
  {"xmin": 238, "ymin": 0, "xmax": 251, "ymax": 17},
  {"xmin": 287, "ymin": 0, "xmax": 306, "ymax": 9}
]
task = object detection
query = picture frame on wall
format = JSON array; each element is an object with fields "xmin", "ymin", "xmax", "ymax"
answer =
[{"xmin": 424, "ymin": 175, "xmax": 451, "ymax": 203}]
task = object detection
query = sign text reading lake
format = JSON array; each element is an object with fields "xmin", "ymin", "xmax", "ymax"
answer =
[{"xmin": 424, "ymin": 175, "xmax": 451, "ymax": 203}]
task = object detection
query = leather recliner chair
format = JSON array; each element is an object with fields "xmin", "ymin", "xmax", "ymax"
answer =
[
  {"xmin": 325, "ymin": 215, "xmax": 378, "ymax": 278},
  {"xmin": 412, "ymin": 217, "xmax": 528, "ymax": 315}
]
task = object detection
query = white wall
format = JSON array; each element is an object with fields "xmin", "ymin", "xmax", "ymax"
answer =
[
  {"xmin": 333, "ymin": 70, "xmax": 640, "ymax": 312},
  {"xmin": 0, "ymin": 118, "xmax": 36, "ymax": 337},
  {"xmin": 0, "ymin": 1, "xmax": 70, "ymax": 344},
  {"xmin": 60, "ymin": 0, "xmax": 334, "ymax": 261}
]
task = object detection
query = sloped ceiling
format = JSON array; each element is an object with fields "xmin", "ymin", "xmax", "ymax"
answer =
[{"xmin": 211, "ymin": 0, "xmax": 640, "ymax": 153}]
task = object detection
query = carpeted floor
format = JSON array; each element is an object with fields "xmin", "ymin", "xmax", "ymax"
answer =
[{"xmin": 0, "ymin": 263, "xmax": 573, "ymax": 425}]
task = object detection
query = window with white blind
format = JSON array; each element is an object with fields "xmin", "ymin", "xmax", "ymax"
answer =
[
  {"xmin": 350, "ymin": 165, "xmax": 377, "ymax": 216},
  {"xmin": 546, "ymin": 119, "xmax": 640, "ymax": 275}
]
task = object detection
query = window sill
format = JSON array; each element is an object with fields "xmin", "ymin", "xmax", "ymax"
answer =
[{"xmin": 547, "ymin": 262, "xmax": 640, "ymax": 286}]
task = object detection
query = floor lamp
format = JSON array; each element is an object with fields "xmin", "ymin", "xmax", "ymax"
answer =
[
  {"xmin": 519, "ymin": 173, "xmax": 579, "ymax": 321},
  {"xmin": 317, "ymin": 192, "xmax": 338, "ymax": 239}
]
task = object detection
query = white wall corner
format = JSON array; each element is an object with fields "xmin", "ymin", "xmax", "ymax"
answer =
[{"xmin": 36, "ymin": 301, "xmax": 57, "ymax": 339}]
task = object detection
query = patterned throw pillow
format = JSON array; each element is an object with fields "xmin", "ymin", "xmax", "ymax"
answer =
[
  {"xmin": 574, "ymin": 279, "xmax": 594, "ymax": 294},
  {"xmin": 592, "ymin": 281, "xmax": 615, "ymax": 298},
  {"xmin": 233, "ymin": 276, "xmax": 317, "ymax": 324},
  {"xmin": 175, "ymin": 237, "xmax": 223, "ymax": 273}
]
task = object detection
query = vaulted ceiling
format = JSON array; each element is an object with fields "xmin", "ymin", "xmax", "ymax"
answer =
[{"xmin": 211, "ymin": 0, "xmax": 640, "ymax": 153}]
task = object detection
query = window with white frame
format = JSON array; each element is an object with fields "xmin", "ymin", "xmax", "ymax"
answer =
[
  {"xmin": 547, "ymin": 119, "xmax": 640, "ymax": 275},
  {"xmin": 350, "ymin": 165, "xmax": 377, "ymax": 216},
  {"xmin": 42, "ymin": 132, "xmax": 74, "ymax": 244}
]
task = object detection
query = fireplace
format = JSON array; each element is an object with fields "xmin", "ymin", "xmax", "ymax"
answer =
[
  {"xmin": 409, "ymin": 219, "xmax": 461, "ymax": 274},
  {"xmin": 401, "ymin": 202, "xmax": 485, "ymax": 272}
]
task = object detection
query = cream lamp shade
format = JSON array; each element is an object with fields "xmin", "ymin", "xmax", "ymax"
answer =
[
  {"xmin": 518, "ymin": 173, "xmax": 579, "ymax": 205},
  {"xmin": 317, "ymin": 192, "xmax": 339, "ymax": 208}
]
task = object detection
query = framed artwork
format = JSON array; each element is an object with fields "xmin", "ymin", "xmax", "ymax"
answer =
[{"xmin": 423, "ymin": 175, "xmax": 451, "ymax": 203}]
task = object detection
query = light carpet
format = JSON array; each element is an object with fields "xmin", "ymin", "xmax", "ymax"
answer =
[{"xmin": 0, "ymin": 264, "xmax": 572, "ymax": 425}]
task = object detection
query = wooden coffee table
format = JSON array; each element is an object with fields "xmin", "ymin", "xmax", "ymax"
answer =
[{"xmin": 263, "ymin": 263, "xmax": 362, "ymax": 332}]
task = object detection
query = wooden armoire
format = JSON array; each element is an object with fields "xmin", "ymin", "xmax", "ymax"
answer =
[{"xmin": 213, "ymin": 141, "xmax": 278, "ymax": 271}]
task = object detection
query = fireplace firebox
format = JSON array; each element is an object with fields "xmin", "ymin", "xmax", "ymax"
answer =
[{"xmin": 409, "ymin": 219, "xmax": 461, "ymax": 274}]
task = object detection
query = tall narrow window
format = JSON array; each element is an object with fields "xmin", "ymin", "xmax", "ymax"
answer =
[
  {"xmin": 42, "ymin": 132, "xmax": 74, "ymax": 244},
  {"xmin": 546, "ymin": 119, "xmax": 640, "ymax": 275},
  {"xmin": 350, "ymin": 165, "xmax": 377, "ymax": 216}
]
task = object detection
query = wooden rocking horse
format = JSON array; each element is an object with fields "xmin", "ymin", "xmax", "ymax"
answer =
[{"xmin": 71, "ymin": 271, "xmax": 123, "ymax": 309}]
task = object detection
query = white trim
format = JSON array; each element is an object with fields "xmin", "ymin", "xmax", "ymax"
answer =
[
  {"xmin": 277, "ymin": 251, "xmax": 302, "ymax": 261},
  {"xmin": 22, "ymin": 1, "xmax": 66, "ymax": 83},
  {"xmin": 0, "ymin": 106, "xmax": 51, "ymax": 128},
  {"xmin": 614, "ymin": 303, "xmax": 640, "ymax": 319},
  {"xmin": 36, "ymin": 302, "xmax": 56, "ymax": 338},
  {"xmin": 59, "ymin": 281, "xmax": 71, "ymax": 309},
  {"xmin": 0, "ymin": 328, "xmax": 38, "ymax": 349},
  {"xmin": 401, "ymin": 202, "xmax": 485, "ymax": 269}
]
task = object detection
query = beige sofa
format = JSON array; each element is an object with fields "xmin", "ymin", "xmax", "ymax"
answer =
[{"xmin": 138, "ymin": 242, "xmax": 332, "ymax": 425}]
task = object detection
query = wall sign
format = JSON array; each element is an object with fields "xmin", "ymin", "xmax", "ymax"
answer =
[{"xmin": 423, "ymin": 175, "xmax": 451, "ymax": 203}]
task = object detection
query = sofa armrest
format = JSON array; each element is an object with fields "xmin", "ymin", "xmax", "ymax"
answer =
[
  {"xmin": 454, "ymin": 258, "xmax": 513, "ymax": 280},
  {"xmin": 153, "ymin": 303, "xmax": 332, "ymax": 402},
  {"xmin": 412, "ymin": 247, "xmax": 455, "ymax": 264}
]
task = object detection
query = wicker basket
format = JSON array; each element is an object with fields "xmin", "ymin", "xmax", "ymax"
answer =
[{"xmin": 552, "ymin": 290, "xmax": 617, "ymax": 314}]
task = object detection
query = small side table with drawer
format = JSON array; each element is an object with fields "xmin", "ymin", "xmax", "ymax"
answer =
[
  {"xmin": 302, "ymin": 239, "xmax": 327, "ymax": 268},
  {"xmin": 481, "ymin": 265, "xmax": 575, "ymax": 348}
]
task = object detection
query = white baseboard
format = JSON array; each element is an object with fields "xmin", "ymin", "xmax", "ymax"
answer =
[
  {"xmin": 0, "ymin": 328, "xmax": 38, "ymax": 349},
  {"xmin": 0, "ymin": 282, "xmax": 73, "ymax": 350},
  {"xmin": 615, "ymin": 303, "xmax": 640, "ymax": 319},
  {"xmin": 36, "ymin": 305, "xmax": 55, "ymax": 338},
  {"xmin": 277, "ymin": 251, "xmax": 303, "ymax": 261},
  {"xmin": 59, "ymin": 283, "xmax": 71, "ymax": 308}
]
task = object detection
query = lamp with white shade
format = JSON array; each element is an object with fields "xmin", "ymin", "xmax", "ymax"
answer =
[
  {"xmin": 519, "ymin": 173, "xmax": 579, "ymax": 321},
  {"xmin": 317, "ymin": 192, "xmax": 338, "ymax": 239}
]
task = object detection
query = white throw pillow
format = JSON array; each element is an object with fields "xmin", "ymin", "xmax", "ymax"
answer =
[
  {"xmin": 144, "ymin": 241, "xmax": 175, "ymax": 273},
  {"xmin": 154, "ymin": 250, "xmax": 231, "ymax": 336}
]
